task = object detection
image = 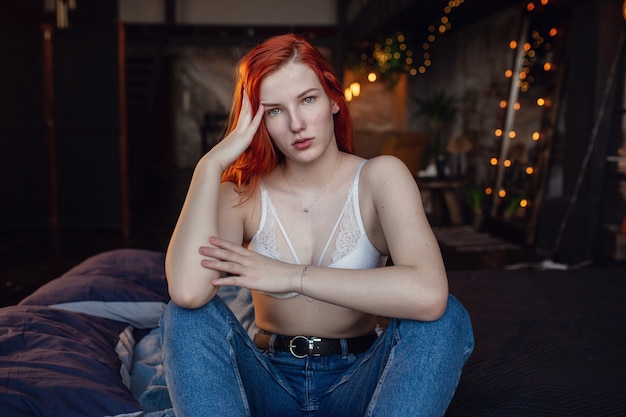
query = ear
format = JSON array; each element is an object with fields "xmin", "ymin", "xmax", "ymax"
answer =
[{"xmin": 331, "ymin": 100, "xmax": 340, "ymax": 114}]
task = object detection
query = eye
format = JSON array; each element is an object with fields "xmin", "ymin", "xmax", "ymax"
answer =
[
  {"xmin": 267, "ymin": 108, "xmax": 281, "ymax": 117},
  {"xmin": 303, "ymin": 96, "xmax": 315, "ymax": 104}
]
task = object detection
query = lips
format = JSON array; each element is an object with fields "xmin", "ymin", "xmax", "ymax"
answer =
[{"xmin": 292, "ymin": 137, "xmax": 314, "ymax": 150}]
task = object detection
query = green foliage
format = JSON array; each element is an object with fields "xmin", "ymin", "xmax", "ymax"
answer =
[
  {"xmin": 461, "ymin": 184, "xmax": 485, "ymax": 214},
  {"xmin": 412, "ymin": 90, "xmax": 460, "ymax": 159},
  {"xmin": 412, "ymin": 90, "xmax": 460, "ymax": 130}
]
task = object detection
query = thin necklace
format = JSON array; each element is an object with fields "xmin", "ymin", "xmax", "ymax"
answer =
[{"xmin": 282, "ymin": 155, "xmax": 342, "ymax": 213}]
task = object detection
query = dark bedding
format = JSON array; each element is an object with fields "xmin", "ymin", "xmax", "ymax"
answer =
[
  {"xmin": 445, "ymin": 267, "xmax": 626, "ymax": 417},
  {"xmin": 1, "ymin": 249, "xmax": 625, "ymax": 416},
  {"xmin": 1, "ymin": 249, "xmax": 170, "ymax": 417},
  {"xmin": 0, "ymin": 306, "xmax": 139, "ymax": 416}
]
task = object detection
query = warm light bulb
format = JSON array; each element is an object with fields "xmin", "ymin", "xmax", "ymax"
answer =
[
  {"xmin": 490, "ymin": 158, "xmax": 498, "ymax": 166},
  {"xmin": 349, "ymin": 82, "xmax": 361, "ymax": 97},
  {"xmin": 498, "ymin": 189, "xmax": 507, "ymax": 198},
  {"xmin": 344, "ymin": 88, "xmax": 353, "ymax": 101},
  {"xmin": 504, "ymin": 159, "xmax": 512, "ymax": 167},
  {"xmin": 526, "ymin": 166, "xmax": 534, "ymax": 175},
  {"xmin": 367, "ymin": 72, "xmax": 377, "ymax": 82}
]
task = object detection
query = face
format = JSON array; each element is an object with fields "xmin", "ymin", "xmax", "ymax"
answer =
[{"xmin": 259, "ymin": 61, "xmax": 340, "ymax": 163}]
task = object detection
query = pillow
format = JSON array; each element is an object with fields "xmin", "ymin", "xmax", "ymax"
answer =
[
  {"xmin": 4, "ymin": 249, "xmax": 170, "ymax": 416},
  {"xmin": 20, "ymin": 249, "xmax": 170, "ymax": 329},
  {"xmin": 0, "ymin": 305, "xmax": 143, "ymax": 417}
]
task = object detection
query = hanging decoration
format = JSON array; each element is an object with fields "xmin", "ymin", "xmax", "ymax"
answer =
[
  {"xmin": 487, "ymin": 0, "xmax": 560, "ymax": 221},
  {"xmin": 348, "ymin": 0, "xmax": 466, "ymax": 86}
]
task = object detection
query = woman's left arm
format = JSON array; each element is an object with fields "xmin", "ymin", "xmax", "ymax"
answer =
[
  {"xmin": 298, "ymin": 155, "xmax": 448, "ymax": 321},
  {"xmin": 206, "ymin": 155, "xmax": 448, "ymax": 322}
]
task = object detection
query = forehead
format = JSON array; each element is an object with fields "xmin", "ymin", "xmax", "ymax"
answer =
[{"xmin": 259, "ymin": 62, "xmax": 323, "ymax": 101}]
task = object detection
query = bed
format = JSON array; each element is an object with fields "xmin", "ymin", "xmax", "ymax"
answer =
[{"xmin": 1, "ymin": 248, "xmax": 625, "ymax": 416}]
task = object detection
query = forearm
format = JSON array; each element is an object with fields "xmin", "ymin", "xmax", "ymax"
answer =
[
  {"xmin": 165, "ymin": 156, "xmax": 224, "ymax": 308},
  {"xmin": 299, "ymin": 263, "xmax": 449, "ymax": 321}
]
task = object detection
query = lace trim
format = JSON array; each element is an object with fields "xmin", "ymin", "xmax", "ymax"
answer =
[
  {"xmin": 332, "ymin": 196, "xmax": 361, "ymax": 264},
  {"xmin": 256, "ymin": 209, "xmax": 282, "ymax": 260}
]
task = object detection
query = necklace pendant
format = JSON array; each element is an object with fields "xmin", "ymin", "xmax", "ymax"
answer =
[{"xmin": 303, "ymin": 207, "xmax": 310, "ymax": 213}]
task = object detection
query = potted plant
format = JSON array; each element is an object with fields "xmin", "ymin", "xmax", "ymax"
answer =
[
  {"xmin": 412, "ymin": 90, "xmax": 460, "ymax": 177},
  {"xmin": 461, "ymin": 184, "xmax": 486, "ymax": 230}
]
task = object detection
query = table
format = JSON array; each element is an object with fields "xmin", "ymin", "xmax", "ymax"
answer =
[{"xmin": 416, "ymin": 177, "xmax": 465, "ymax": 225}]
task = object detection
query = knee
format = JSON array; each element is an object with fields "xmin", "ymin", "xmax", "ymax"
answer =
[
  {"xmin": 437, "ymin": 295, "xmax": 473, "ymax": 335},
  {"xmin": 162, "ymin": 296, "xmax": 232, "ymax": 336},
  {"xmin": 395, "ymin": 295, "xmax": 474, "ymax": 350},
  {"xmin": 440, "ymin": 295, "xmax": 474, "ymax": 355},
  {"xmin": 443, "ymin": 295, "xmax": 472, "ymax": 327}
]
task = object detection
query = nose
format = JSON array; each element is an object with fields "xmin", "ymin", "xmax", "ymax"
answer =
[{"xmin": 289, "ymin": 108, "xmax": 305, "ymax": 132}]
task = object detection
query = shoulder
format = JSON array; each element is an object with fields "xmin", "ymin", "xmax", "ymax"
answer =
[
  {"xmin": 360, "ymin": 155, "xmax": 416, "ymax": 187},
  {"xmin": 359, "ymin": 155, "xmax": 422, "ymax": 214},
  {"xmin": 363, "ymin": 154, "xmax": 411, "ymax": 170}
]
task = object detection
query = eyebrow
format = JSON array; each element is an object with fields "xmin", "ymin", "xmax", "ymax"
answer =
[{"xmin": 260, "ymin": 87, "xmax": 321, "ymax": 107}]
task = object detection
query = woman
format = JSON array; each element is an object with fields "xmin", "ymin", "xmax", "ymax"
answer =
[{"xmin": 162, "ymin": 33, "xmax": 474, "ymax": 417}]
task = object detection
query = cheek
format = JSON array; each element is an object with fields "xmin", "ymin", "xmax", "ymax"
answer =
[
  {"xmin": 264, "ymin": 117, "xmax": 287, "ymax": 139},
  {"xmin": 313, "ymin": 110, "xmax": 336, "ymax": 132},
  {"xmin": 306, "ymin": 107, "xmax": 333, "ymax": 128},
  {"xmin": 263, "ymin": 118, "xmax": 291, "ymax": 153}
]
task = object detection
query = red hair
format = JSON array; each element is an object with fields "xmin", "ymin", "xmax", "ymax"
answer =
[{"xmin": 221, "ymin": 34, "xmax": 353, "ymax": 198}]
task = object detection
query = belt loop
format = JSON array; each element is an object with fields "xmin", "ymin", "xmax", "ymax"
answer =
[
  {"xmin": 269, "ymin": 333, "xmax": 277, "ymax": 354},
  {"xmin": 340, "ymin": 338, "xmax": 349, "ymax": 358}
]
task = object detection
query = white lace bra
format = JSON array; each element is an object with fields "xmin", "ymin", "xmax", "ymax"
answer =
[{"xmin": 248, "ymin": 160, "xmax": 386, "ymax": 299}]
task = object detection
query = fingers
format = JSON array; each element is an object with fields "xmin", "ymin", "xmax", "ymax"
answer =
[
  {"xmin": 236, "ymin": 92, "xmax": 264, "ymax": 135},
  {"xmin": 249, "ymin": 103, "xmax": 264, "ymax": 133},
  {"xmin": 207, "ymin": 236, "xmax": 245, "ymax": 253},
  {"xmin": 237, "ymin": 91, "xmax": 253, "ymax": 128},
  {"xmin": 199, "ymin": 236, "xmax": 247, "ymax": 267},
  {"xmin": 212, "ymin": 95, "xmax": 263, "ymax": 170},
  {"xmin": 199, "ymin": 238, "xmax": 250, "ymax": 286}
]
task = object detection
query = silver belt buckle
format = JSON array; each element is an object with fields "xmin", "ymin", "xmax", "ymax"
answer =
[{"xmin": 288, "ymin": 336, "xmax": 321, "ymax": 358}]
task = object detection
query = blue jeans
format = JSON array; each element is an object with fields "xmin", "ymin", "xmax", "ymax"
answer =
[{"xmin": 161, "ymin": 294, "xmax": 474, "ymax": 417}]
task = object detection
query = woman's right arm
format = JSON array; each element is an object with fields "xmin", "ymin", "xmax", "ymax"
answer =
[{"xmin": 165, "ymin": 97, "xmax": 264, "ymax": 308}]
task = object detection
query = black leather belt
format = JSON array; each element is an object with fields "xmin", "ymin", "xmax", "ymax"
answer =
[{"xmin": 253, "ymin": 331, "xmax": 377, "ymax": 358}]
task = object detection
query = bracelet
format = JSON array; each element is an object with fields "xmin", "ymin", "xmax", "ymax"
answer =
[
  {"xmin": 300, "ymin": 265, "xmax": 315, "ymax": 302},
  {"xmin": 300, "ymin": 265, "xmax": 309, "ymax": 295}
]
